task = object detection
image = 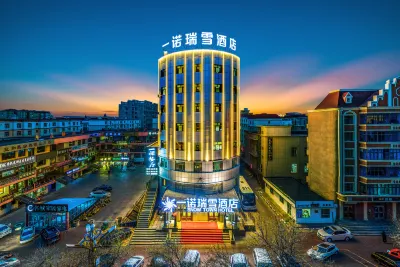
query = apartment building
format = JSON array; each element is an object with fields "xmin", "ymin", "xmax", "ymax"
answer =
[{"xmin": 118, "ymin": 100, "xmax": 158, "ymax": 130}]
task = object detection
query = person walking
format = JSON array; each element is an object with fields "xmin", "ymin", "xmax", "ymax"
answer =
[{"xmin": 382, "ymin": 230, "xmax": 387, "ymax": 243}]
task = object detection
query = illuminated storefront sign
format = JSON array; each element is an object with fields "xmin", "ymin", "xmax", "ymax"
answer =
[
  {"xmin": 112, "ymin": 157, "xmax": 129, "ymax": 161},
  {"xmin": 105, "ymin": 132, "xmax": 121, "ymax": 136},
  {"xmin": 0, "ymin": 140, "xmax": 53, "ymax": 153},
  {"xmin": 162, "ymin": 31, "xmax": 237, "ymax": 53},
  {"xmin": 267, "ymin": 137, "xmax": 273, "ymax": 161},
  {"xmin": 66, "ymin": 167, "xmax": 80, "ymax": 175},
  {"xmin": 0, "ymin": 156, "xmax": 36, "ymax": 172},
  {"xmin": 26, "ymin": 204, "xmax": 68, "ymax": 213},
  {"xmin": 145, "ymin": 147, "xmax": 158, "ymax": 175},
  {"xmin": 71, "ymin": 144, "xmax": 88, "ymax": 151},
  {"xmin": 57, "ymin": 148, "xmax": 71, "ymax": 155},
  {"xmin": 162, "ymin": 197, "xmax": 239, "ymax": 213}
]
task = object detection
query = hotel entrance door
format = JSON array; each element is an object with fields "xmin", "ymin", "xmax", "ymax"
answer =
[
  {"xmin": 208, "ymin": 212, "xmax": 218, "ymax": 221},
  {"xmin": 181, "ymin": 210, "xmax": 193, "ymax": 221}
]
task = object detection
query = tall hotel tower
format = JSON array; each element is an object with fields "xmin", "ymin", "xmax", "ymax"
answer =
[{"xmin": 158, "ymin": 49, "xmax": 240, "ymax": 194}]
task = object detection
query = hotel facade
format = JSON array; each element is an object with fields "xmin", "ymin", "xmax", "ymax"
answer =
[
  {"xmin": 158, "ymin": 49, "xmax": 240, "ymax": 195},
  {"xmin": 307, "ymin": 77, "xmax": 400, "ymax": 221}
]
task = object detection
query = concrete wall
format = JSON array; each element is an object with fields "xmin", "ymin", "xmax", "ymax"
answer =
[{"xmin": 307, "ymin": 110, "xmax": 339, "ymax": 201}]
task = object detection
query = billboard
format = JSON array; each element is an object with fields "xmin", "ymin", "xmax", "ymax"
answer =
[{"xmin": 145, "ymin": 147, "xmax": 158, "ymax": 176}]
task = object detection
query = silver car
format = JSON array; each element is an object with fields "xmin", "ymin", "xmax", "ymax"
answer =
[{"xmin": 317, "ymin": 225, "xmax": 353, "ymax": 242}]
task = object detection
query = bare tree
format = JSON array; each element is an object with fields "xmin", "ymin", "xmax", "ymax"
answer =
[
  {"xmin": 147, "ymin": 239, "xmax": 186, "ymax": 267},
  {"xmin": 203, "ymin": 244, "xmax": 231, "ymax": 267},
  {"xmin": 390, "ymin": 219, "xmax": 399, "ymax": 246}
]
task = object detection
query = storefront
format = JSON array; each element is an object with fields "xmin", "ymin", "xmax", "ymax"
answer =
[
  {"xmin": 160, "ymin": 189, "xmax": 240, "ymax": 227},
  {"xmin": 25, "ymin": 198, "xmax": 97, "ymax": 232}
]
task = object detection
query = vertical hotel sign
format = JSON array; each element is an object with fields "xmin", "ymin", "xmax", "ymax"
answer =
[
  {"xmin": 145, "ymin": 147, "xmax": 158, "ymax": 175},
  {"xmin": 267, "ymin": 138, "xmax": 273, "ymax": 161}
]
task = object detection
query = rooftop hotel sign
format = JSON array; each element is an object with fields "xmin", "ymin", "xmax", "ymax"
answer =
[
  {"xmin": 162, "ymin": 197, "xmax": 239, "ymax": 213},
  {"xmin": 162, "ymin": 32, "xmax": 237, "ymax": 54}
]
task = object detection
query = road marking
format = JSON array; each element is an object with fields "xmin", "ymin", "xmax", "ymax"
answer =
[{"xmin": 341, "ymin": 249, "xmax": 378, "ymax": 267}]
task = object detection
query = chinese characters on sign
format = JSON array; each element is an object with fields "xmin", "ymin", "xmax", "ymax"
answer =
[
  {"xmin": 0, "ymin": 140, "xmax": 53, "ymax": 153},
  {"xmin": 161, "ymin": 197, "xmax": 239, "ymax": 213},
  {"xmin": 163, "ymin": 32, "xmax": 237, "ymax": 52},
  {"xmin": 145, "ymin": 147, "xmax": 158, "ymax": 175},
  {"xmin": 26, "ymin": 204, "xmax": 68, "ymax": 213},
  {"xmin": 0, "ymin": 156, "xmax": 36, "ymax": 172},
  {"xmin": 267, "ymin": 138, "xmax": 273, "ymax": 161}
]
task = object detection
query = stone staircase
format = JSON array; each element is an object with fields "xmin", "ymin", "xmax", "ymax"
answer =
[
  {"xmin": 338, "ymin": 220, "xmax": 393, "ymax": 236},
  {"xmin": 171, "ymin": 229, "xmax": 231, "ymax": 245},
  {"xmin": 130, "ymin": 228, "xmax": 167, "ymax": 246}
]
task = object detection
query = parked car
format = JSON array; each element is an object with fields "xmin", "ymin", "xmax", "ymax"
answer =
[
  {"xmin": 40, "ymin": 226, "xmax": 61, "ymax": 245},
  {"xmin": 121, "ymin": 256, "xmax": 145, "ymax": 267},
  {"xmin": 0, "ymin": 224, "xmax": 12, "ymax": 239},
  {"xmin": 0, "ymin": 252, "xmax": 13, "ymax": 260},
  {"xmin": 93, "ymin": 184, "xmax": 112, "ymax": 192},
  {"xmin": 277, "ymin": 253, "xmax": 301, "ymax": 267},
  {"xmin": 307, "ymin": 242, "xmax": 339, "ymax": 261},
  {"xmin": 0, "ymin": 257, "xmax": 20, "ymax": 266},
  {"xmin": 13, "ymin": 222, "xmax": 25, "ymax": 232},
  {"xmin": 253, "ymin": 248, "xmax": 273, "ymax": 267},
  {"xmin": 317, "ymin": 225, "xmax": 353, "ymax": 242},
  {"xmin": 181, "ymin": 250, "xmax": 201, "ymax": 267},
  {"xmin": 230, "ymin": 253, "xmax": 250, "ymax": 267},
  {"xmin": 372, "ymin": 251, "xmax": 400, "ymax": 267},
  {"xmin": 90, "ymin": 190, "xmax": 111, "ymax": 198},
  {"xmin": 150, "ymin": 256, "xmax": 170, "ymax": 267},
  {"xmin": 20, "ymin": 226, "xmax": 35, "ymax": 244}
]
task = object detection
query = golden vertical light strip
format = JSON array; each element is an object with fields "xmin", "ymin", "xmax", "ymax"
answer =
[
  {"xmin": 184, "ymin": 52, "xmax": 187, "ymax": 160},
  {"xmin": 173, "ymin": 54, "xmax": 176, "ymax": 159},
  {"xmin": 222, "ymin": 53, "xmax": 225, "ymax": 159},
  {"xmin": 192, "ymin": 51, "xmax": 195, "ymax": 162},
  {"xmin": 165, "ymin": 56, "xmax": 169, "ymax": 158},
  {"xmin": 236, "ymin": 57, "xmax": 241, "ymax": 157},
  {"xmin": 201, "ymin": 51, "xmax": 204, "ymax": 161},
  {"xmin": 211, "ymin": 51, "xmax": 214, "ymax": 161},
  {"xmin": 230, "ymin": 54, "xmax": 234, "ymax": 159}
]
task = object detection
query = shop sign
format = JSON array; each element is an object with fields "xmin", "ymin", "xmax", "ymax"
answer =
[
  {"xmin": 71, "ymin": 144, "xmax": 88, "ymax": 151},
  {"xmin": 112, "ymin": 157, "xmax": 129, "ymax": 161},
  {"xmin": 162, "ymin": 197, "xmax": 239, "ymax": 213},
  {"xmin": 117, "ymin": 141, "xmax": 128, "ymax": 145},
  {"xmin": 57, "ymin": 148, "xmax": 71, "ymax": 155},
  {"xmin": 66, "ymin": 167, "xmax": 80, "ymax": 175},
  {"xmin": 148, "ymin": 132, "xmax": 157, "ymax": 136},
  {"xmin": 145, "ymin": 147, "xmax": 158, "ymax": 175},
  {"xmin": 1, "ymin": 169, "xmax": 15, "ymax": 178},
  {"xmin": 105, "ymin": 132, "xmax": 121, "ymax": 136},
  {"xmin": 162, "ymin": 31, "xmax": 237, "ymax": 53},
  {"xmin": 0, "ymin": 140, "xmax": 53, "ymax": 153},
  {"xmin": 267, "ymin": 138, "xmax": 273, "ymax": 161},
  {"xmin": 0, "ymin": 156, "xmax": 36, "ymax": 172},
  {"xmin": 26, "ymin": 204, "xmax": 68, "ymax": 213}
]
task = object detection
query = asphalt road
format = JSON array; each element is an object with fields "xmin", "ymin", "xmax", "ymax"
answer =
[{"xmin": 0, "ymin": 165, "xmax": 149, "ymax": 262}]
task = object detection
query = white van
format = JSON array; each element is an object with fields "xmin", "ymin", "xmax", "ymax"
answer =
[
  {"xmin": 253, "ymin": 248, "xmax": 273, "ymax": 267},
  {"xmin": 181, "ymin": 250, "xmax": 201, "ymax": 267},
  {"xmin": 0, "ymin": 224, "xmax": 12, "ymax": 239}
]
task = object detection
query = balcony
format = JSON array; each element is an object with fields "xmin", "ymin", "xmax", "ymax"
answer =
[
  {"xmin": 0, "ymin": 194, "xmax": 14, "ymax": 206},
  {"xmin": 359, "ymin": 159, "xmax": 399, "ymax": 167},
  {"xmin": 21, "ymin": 178, "xmax": 56, "ymax": 195},
  {"xmin": 56, "ymin": 159, "xmax": 72, "ymax": 167},
  {"xmin": 0, "ymin": 171, "xmax": 36, "ymax": 188},
  {"xmin": 337, "ymin": 192, "xmax": 400, "ymax": 202}
]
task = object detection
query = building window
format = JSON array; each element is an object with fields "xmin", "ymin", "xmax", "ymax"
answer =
[
  {"xmin": 345, "ymin": 149, "xmax": 354, "ymax": 158},
  {"xmin": 321, "ymin": 209, "xmax": 330, "ymax": 218},
  {"xmin": 27, "ymin": 123, "xmax": 32, "ymax": 128},
  {"xmin": 176, "ymin": 65, "xmax": 184, "ymax": 74},
  {"xmin": 17, "ymin": 149, "xmax": 25, "ymax": 157},
  {"xmin": 27, "ymin": 130, "xmax": 32, "ymax": 135},
  {"xmin": 176, "ymin": 142, "xmax": 184, "ymax": 151},
  {"xmin": 213, "ymin": 161, "xmax": 223, "ymax": 171},
  {"xmin": 233, "ymin": 86, "xmax": 237, "ymax": 95},
  {"xmin": 17, "ymin": 131, "xmax": 22, "ymax": 136},
  {"xmin": 232, "ymin": 157, "xmax": 238, "ymax": 166},
  {"xmin": 291, "ymin": 163, "xmax": 297, "ymax": 173},
  {"xmin": 175, "ymin": 161, "xmax": 185, "ymax": 171},
  {"xmin": 194, "ymin": 162, "xmax": 202, "ymax": 172},
  {"xmin": 195, "ymin": 123, "xmax": 201, "ymax": 132},
  {"xmin": 44, "ymin": 123, "xmax": 48, "ymax": 127},
  {"xmin": 176, "ymin": 84, "xmax": 184, "ymax": 93},
  {"xmin": 195, "ymin": 64, "xmax": 201, "ymax": 72},
  {"xmin": 214, "ymin": 64, "xmax": 223, "ymax": 73},
  {"xmin": 161, "ymin": 141, "xmax": 166, "ymax": 149},
  {"xmin": 214, "ymin": 84, "xmax": 223, "ymax": 93},
  {"xmin": 214, "ymin": 142, "xmax": 222, "ymax": 151},
  {"xmin": 5, "ymin": 124, "xmax": 10, "ymax": 129},
  {"xmin": 37, "ymin": 159, "xmax": 46, "ymax": 167},
  {"xmin": 44, "ymin": 129, "xmax": 48, "ymax": 134},
  {"xmin": 234, "ymin": 68, "xmax": 238, "ymax": 77},
  {"xmin": 345, "ymin": 166, "xmax": 354, "ymax": 175},
  {"xmin": 344, "ymin": 132, "xmax": 354, "ymax": 141},
  {"xmin": 17, "ymin": 123, "xmax": 21, "ymax": 128},
  {"xmin": 195, "ymin": 84, "xmax": 201, "ymax": 92},
  {"xmin": 279, "ymin": 195, "xmax": 284, "ymax": 204},
  {"xmin": 160, "ymin": 158, "xmax": 168, "ymax": 168},
  {"xmin": 2, "ymin": 151, "xmax": 15, "ymax": 160},
  {"xmin": 160, "ymin": 87, "xmax": 166, "ymax": 95},
  {"xmin": 176, "ymin": 104, "xmax": 184, "ymax": 112},
  {"xmin": 344, "ymin": 183, "xmax": 354, "ymax": 192},
  {"xmin": 214, "ymin": 104, "xmax": 222, "ymax": 112},
  {"xmin": 37, "ymin": 146, "xmax": 46, "ymax": 153},
  {"xmin": 161, "ymin": 123, "xmax": 166, "ymax": 130},
  {"xmin": 160, "ymin": 105, "xmax": 165, "ymax": 113},
  {"xmin": 304, "ymin": 147, "xmax": 307, "ymax": 156},
  {"xmin": 215, "ymin": 123, "xmax": 222, "ymax": 131},
  {"xmin": 304, "ymin": 164, "xmax": 308, "ymax": 173},
  {"xmin": 234, "ymin": 123, "xmax": 237, "ymax": 131},
  {"xmin": 344, "ymin": 115, "xmax": 354, "ymax": 124},
  {"xmin": 176, "ymin": 123, "xmax": 184, "ymax": 132},
  {"xmin": 160, "ymin": 69, "xmax": 165, "ymax": 77},
  {"xmin": 233, "ymin": 141, "xmax": 237, "ymax": 148},
  {"xmin": 195, "ymin": 143, "xmax": 201, "ymax": 151},
  {"xmin": 194, "ymin": 103, "xmax": 201, "ymax": 112},
  {"xmin": 291, "ymin": 147, "xmax": 297, "ymax": 157}
]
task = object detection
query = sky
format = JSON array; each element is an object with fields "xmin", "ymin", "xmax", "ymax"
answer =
[{"xmin": 0, "ymin": 0, "xmax": 399, "ymax": 116}]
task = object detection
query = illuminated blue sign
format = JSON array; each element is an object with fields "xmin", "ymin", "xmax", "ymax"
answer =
[
  {"xmin": 162, "ymin": 31, "xmax": 237, "ymax": 54},
  {"xmin": 145, "ymin": 147, "xmax": 158, "ymax": 176}
]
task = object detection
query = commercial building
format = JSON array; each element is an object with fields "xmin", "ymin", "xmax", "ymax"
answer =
[
  {"xmin": 0, "ymin": 109, "xmax": 53, "ymax": 120},
  {"xmin": 118, "ymin": 100, "xmax": 158, "ymax": 130},
  {"xmin": 264, "ymin": 177, "xmax": 336, "ymax": 224},
  {"xmin": 158, "ymin": 49, "xmax": 240, "ymax": 195},
  {"xmin": 0, "ymin": 116, "xmax": 139, "ymax": 139},
  {"xmin": 307, "ymin": 77, "xmax": 400, "ymax": 221},
  {"xmin": 242, "ymin": 124, "xmax": 308, "ymax": 181}
]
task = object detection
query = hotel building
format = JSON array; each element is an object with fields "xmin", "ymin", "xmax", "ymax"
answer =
[
  {"xmin": 307, "ymin": 77, "xmax": 400, "ymax": 221},
  {"xmin": 158, "ymin": 49, "xmax": 240, "ymax": 195}
]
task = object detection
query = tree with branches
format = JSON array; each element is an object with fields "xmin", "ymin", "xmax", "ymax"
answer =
[{"xmin": 147, "ymin": 239, "xmax": 186, "ymax": 267}]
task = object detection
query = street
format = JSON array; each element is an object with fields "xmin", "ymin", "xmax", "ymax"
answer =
[{"xmin": 0, "ymin": 165, "xmax": 149, "ymax": 262}]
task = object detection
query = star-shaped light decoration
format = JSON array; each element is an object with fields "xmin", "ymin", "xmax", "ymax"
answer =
[{"xmin": 162, "ymin": 197, "xmax": 177, "ymax": 213}]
